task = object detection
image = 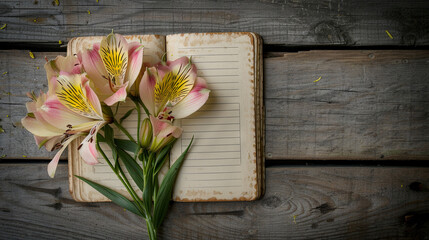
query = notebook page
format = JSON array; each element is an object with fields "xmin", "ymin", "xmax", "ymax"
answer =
[
  {"xmin": 68, "ymin": 35, "xmax": 165, "ymax": 202},
  {"xmin": 167, "ymin": 33, "xmax": 258, "ymax": 201}
]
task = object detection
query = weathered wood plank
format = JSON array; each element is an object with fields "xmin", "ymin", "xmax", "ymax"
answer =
[
  {"xmin": 1, "ymin": 0, "xmax": 429, "ymax": 46},
  {"xmin": 0, "ymin": 51, "xmax": 60, "ymax": 159},
  {"xmin": 265, "ymin": 50, "xmax": 429, "ymax": 160},
  {"xmin": 1, "ymin": 50, "xmax": 429, "ymax": 160},
  {"xmin": 1, "ymin": 164, "xmax": 429, "ymax": 239}
]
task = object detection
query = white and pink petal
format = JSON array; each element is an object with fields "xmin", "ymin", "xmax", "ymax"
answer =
[
  {"xmin": 21, "ymin": 116, "xmax": 64, "ymax": 137},
  {"xmin": 139, "ymin": 67, "xmax": 157, "ymax": 115},
  {"xmin": 169, "ymin": 77, "xmax": 210, "ymax": 119},
  {"xmin": 103, "ymin": 85, "xmax": 128, "ymax": 106},
  {"xmin": 47, "ymin": 134, "xmax": 80, "ymax": 178},
  {"xmin": 78, "ymin": 122, "xmax": 104, "ymax": 165},
  {"xmin": 37, "ymin": 96, "xmax": 91, "ymax": 131},
  {"xmin": 125, "ymin": 42, "xmax": 144, "ymax": 88}
]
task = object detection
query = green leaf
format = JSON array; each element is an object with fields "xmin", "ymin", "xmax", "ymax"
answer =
[
  {"xmin": 75, "ymin": 175, "xmax": 144, "ymax": 217},
  {"xmin": 153, "ymin": 154, "xmax": 168, "ymax": 180},
  {"xmin": 153, "ymin": 140, "xmax": 175, "ymax": 176},
  {"xmin": 115, "ymin": 138, "xmax": 138, "ymax": 153},
  {"xmin": 97, "ymin": 133, "xmax": 106, "ymax": 142},
  {"xmin": 153, "ymin": 137, "xmax": 193, "ymax": 228},
  {"xmin": 104, "ymin": 124, "xmax": 114, "ymax": 141},
  {"xmin": 117, "ymin": 148, "xmax": 144, "ymax": 191},
  {"xmin": 119, "ymin": 108, "xmax": 135, "ymax": 124}
]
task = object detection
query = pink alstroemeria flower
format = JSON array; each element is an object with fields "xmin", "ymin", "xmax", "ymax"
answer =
[
  {"xmin": 22, "ymin": 69, "xmax": 107, "ymax": 177},
  {"xmin": 149, "ymin": 116, "xmax": 183, "ymax": 152},
  {"xmin": 139, "ymin": 56, "xmax": 210, "ymax": 120},
  {"xmin": 78, "ymin": 32, "xmax": 144, "ymax": 106}
]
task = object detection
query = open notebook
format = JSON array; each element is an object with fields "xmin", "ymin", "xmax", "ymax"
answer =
[{"xmin": 68, "ymin": 32, "xmax": 264, "ymax": 202}]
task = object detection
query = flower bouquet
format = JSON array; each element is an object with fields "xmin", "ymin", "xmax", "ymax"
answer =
[{"xmin": 21, "ymin": 32, "xmax": 210, "ymax": 240}]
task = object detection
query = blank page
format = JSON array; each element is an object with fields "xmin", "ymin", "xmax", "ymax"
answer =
[{"xmin": 167, "ymin": 33, "xmax": 258, "ymax": 201}]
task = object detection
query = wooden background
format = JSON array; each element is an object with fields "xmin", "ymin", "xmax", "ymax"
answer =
[{"xmin": 1, "ymin": 0, "xmax": 429, "ymax": 239}]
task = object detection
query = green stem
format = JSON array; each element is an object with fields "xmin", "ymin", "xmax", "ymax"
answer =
[
  {"xmin": 144, "ymin": 152, "xmax": 155, "ymax": 175},
  {"xmin": 138, "ymin": 97, "xmax": 151, "ymax": 117},
  {"xmin": 113, "ymin": 119, "xmax": 136, "ymax": 142},
  {"xmin": 130, "ymin": 95, "xmax": 150, "ymax": 117},
  {"xmin": 114, "ymin": 102, "xmax": 120, "ymax": 116},
  {"xmin": 146, "ymin": 216, "xmax": 157, "ymax": 240},
  {"xmin": 96, "ymin": 139, "xmax": 146, "ymax": 216},
  {"xmin": 134, "ymin": 99, "xmax": 142, "ymax": 147}
]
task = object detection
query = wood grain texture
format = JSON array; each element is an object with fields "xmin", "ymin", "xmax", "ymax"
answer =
[
  {"xmin": 1, "ymin": 50, "xmax": 429, "ymax": 160},
  {"xmin": 0, "ymin": 51, "xmax": 62, "ymax": 160},
  {"xmin": 1, "ymin": 164, "xmax": 429, "ymax": 239},
  {"xmin": 0, "ymin": 0, "xmax": 429, "ymax": 46},
  {"xmin": 265, "ymin": 50, "xmax": 429, "ymax": 160}
]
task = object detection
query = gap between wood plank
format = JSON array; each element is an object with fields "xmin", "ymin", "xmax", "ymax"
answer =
[
  {"xmin": 2, "ymin": 159, "xmax": 429, "ymax": 168},
  {"xmin": 1, "ymin": 42, "xmax": 429, "ymax": 53}
]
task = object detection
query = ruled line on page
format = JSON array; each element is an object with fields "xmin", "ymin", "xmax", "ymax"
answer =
[
  {"xmin": 180, "ymin": 185, "xmax": 242, "ymax": 189},
  {"xmin": 179, "ymin": 46, "xmax": 239, "ymax": 49},
  {"xmin": 185, "ymin": 151, "xmax": 241, "ymax": 160},
  {"xmin": 182, "ymin": 124, "xmax": 239, "ymax": 132},
  {"xmin": 193, "ymin": 60, "xmax": 239, "ymax": 64},
  {"xmin": 179, "ymin": 181, "xmax": 242, "ymax": 187},
  {"xmin": 183, "ymin": 163, "xmax": 241, "ymax": 168},
  {"xmin": 178, "ymin": 176, "xmax": 241, "ymax": 182},
  {"xmin": 181, "ymin": 138, "xmax": 240, "ymax": 146},
  {"xmin": 185, "ymin": 145, "xmax": 240, "ymax": 153}
]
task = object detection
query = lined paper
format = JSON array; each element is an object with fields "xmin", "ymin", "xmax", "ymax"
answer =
[{"xmin": 167, "ymin": 33, "xmax": 258, "ymax": 201}]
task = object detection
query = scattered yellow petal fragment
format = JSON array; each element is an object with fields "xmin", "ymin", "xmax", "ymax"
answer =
[
  {"xmin": 401, "ymin": 184, "xmax": 404, "ymax": 188},
  {"xmin": 0, "ymin": 24, "xmax": 6, "ymax": 30},
  {"xmin": 293, "ymin": 215, "xmax": 296, "ymax": 224},
  {"xmin": 22, "ymin": 155, "xmax": 27, "ymax": 158},
  {"xmin": 87, "ymin": 10, "xmax": 91, "ymax": 15},
  {"xmin": 313, "ymin": 76, "xmax": 322, "ymax": 83},
  {"xmin": 59, "ymin": 40, "xmax": 62, "ymax": 44},
  {"xmin": 385, "ymin": 30, "xmax": 393, "ymax": 39},
  {"xmin": 54, "ymin": 0, "xmax": 59, "ymax": 6},
  {"xmin": 33, "ymin": 19, "xmax": 37, "ymax": 23},
  {"xmin": 29, "ymin": 51, "xmax": 35, "ymax": 59},
  {"xmin": 2, "ymin": 72, "xmax": 7, "ymax": 75},
  {"xmin": 6, "ymin": 115, "xmax": 9, "ymax": 118},
  {"xmin": 36, "ymin": 66, "xmax": 40, "ymax": 69}
]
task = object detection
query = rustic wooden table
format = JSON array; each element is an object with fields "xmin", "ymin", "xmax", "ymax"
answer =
[{"xmin": 1, "ymin": 1, "xmax": 429, "ymax": 239}]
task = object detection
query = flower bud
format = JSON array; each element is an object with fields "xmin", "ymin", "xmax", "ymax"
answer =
[
  {"xmin": 140, "ymin": 118, "xmax": 152, "ymax": 148},
  {"xmin": 148, "ymin": 116, "xmax": 182, "ymax": 152}
]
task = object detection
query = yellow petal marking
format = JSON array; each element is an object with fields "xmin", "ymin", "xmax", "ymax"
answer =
[
  {"xmin": 56, "ymin": 76, "xmax": 99, "ymax": 119},
  {"xmin": 154, "ymin": 64, "xmax": 194, "ymax": 111},
  {"xmin": 99, "ymin": 34, "xmax": 128, "ymax": 89}
]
